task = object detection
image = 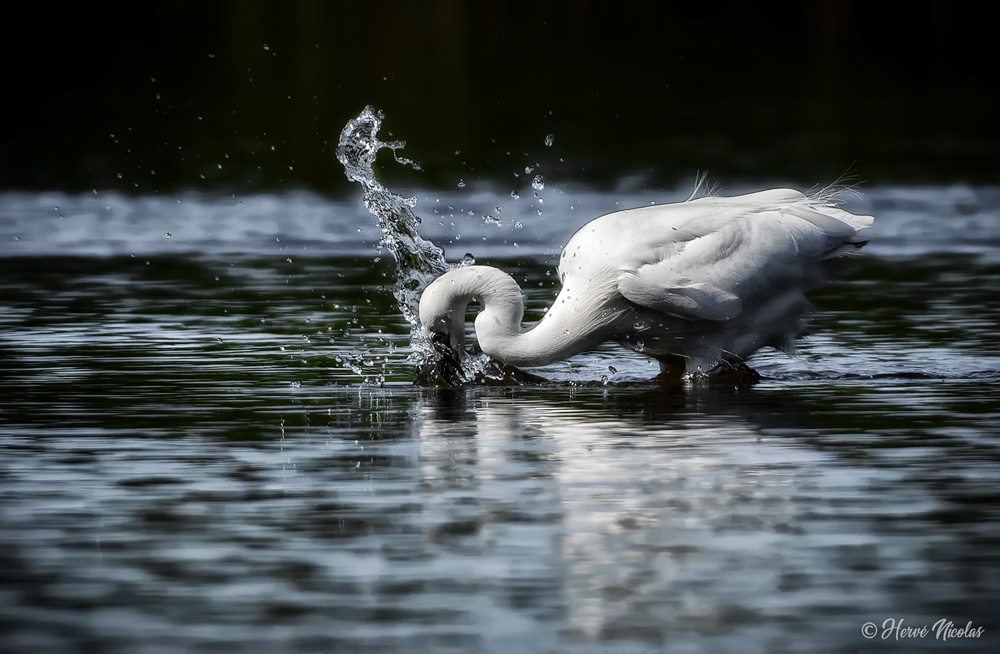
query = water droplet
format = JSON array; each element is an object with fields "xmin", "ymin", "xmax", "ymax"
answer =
[
  {"xmin": 164, "ymin": 232, "xmax": 172, "ymax": 238},
  {"xmin": 457, "ymin": 179, "xmax": 466, "ymax": 188},
  {"xmin": 531, "ymin": 175, "xmax": 545, "ymax": 191},
  {"xmin": 635, "ymin": 339, "xmax": 645, "ymax": 352},
  {"xmin": 609, "ymin": 366, "xmax": 618, "ymax": 374},
  {"xmin": 514, "ymin": 221, "xmax": 524, "ymax": 228},
  {"xmin": 510, "ymin": 190, "xmax": 520, "ymax": 199},
  {"xmin": 462, "ymin": 253, "xmax": 476, "ymax": 266},
  {"xmin": 524, "ymin": 165, "xmax": 535, "ymax": 174},
  {"xmin": 544, "ymin": 134, "xmax": 554, "ymax": 146}
]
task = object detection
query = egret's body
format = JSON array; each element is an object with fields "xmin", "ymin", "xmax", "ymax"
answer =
[{"xmin": 418, "ymin": 188, "xmax": 873, "ymax": 380}]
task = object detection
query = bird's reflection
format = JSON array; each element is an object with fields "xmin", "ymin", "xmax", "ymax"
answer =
[
  {"xmin": 414, "ymin": 381, "xmax": 813, "ymax": 432},
  {"xmin": 408, "ymin": 383, "xmax": 822, "ymax": 642}
]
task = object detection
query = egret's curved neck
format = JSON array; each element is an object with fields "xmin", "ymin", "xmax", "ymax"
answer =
[{"xmin": 421, "ymin": 265, "xmax": 615, "ymax": 367}]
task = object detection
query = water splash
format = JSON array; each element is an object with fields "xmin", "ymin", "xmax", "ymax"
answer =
[
  {"xmin": 336, "ymin": 107, "xmax": 447, "ymax": 342},
  {"xmin": 337, "ymin": 107, "xmax": 535, "ymax": 387}
]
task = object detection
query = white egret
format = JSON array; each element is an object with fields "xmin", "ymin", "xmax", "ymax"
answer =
[{"xmin": 418, "ymin": 188, "xmax": 873, "ymax": 382}]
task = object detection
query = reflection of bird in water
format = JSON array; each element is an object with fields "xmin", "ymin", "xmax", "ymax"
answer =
[{"xmin": 418, "ymin": 188, "xmax": 873, "ymax": 383}]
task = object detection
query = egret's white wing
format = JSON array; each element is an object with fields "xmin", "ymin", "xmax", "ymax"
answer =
[
  {"xmin": 617, "ymin": 217, "xmax": 754, "ymax": 321},
  {"xmin": 616, "ymin": 197, "xmax": 872, "ymax": 322}
]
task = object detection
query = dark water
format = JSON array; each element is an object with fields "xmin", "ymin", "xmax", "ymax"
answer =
[{"xmin": 1, "ymin": 184, "xmax": 999, "ymax": 652}]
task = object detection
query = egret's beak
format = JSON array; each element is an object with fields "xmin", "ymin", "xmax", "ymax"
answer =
[{"xmin": 413, "ymin": 330, "xmax": 467, "ymax": 387}]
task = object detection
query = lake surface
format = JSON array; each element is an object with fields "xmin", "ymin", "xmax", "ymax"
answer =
[{"xmin": 1, "ymin": 183, "xmax": 998, "ymax": 653}]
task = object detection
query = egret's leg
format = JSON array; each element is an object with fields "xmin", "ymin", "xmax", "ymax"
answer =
[{"xmin": 656, "ymin": 354, "xmax": 687, "ymax": 380}]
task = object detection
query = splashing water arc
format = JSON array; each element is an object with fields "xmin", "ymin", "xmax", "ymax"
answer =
[{"xmin": 336, "ymin": 107, "xmax": 448, "ymax": 340}]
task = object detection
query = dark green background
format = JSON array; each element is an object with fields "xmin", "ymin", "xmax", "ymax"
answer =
[{"xmin": 3, "ymin": 0, "xmax": 997, "ymax": 194}]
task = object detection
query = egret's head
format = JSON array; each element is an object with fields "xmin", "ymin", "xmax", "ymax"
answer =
[
  {"xmin": 414, "ymin": 273, "xmax": 473, "ymax": 387},
  {"xmin": 418, "ymin": 275, "xmax": 469, "ymax": 356}
]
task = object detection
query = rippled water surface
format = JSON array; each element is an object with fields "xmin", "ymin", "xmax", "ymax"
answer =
[{"xmin": 1, "ymin": 185, "xmax": 999, "ymax": 653}]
